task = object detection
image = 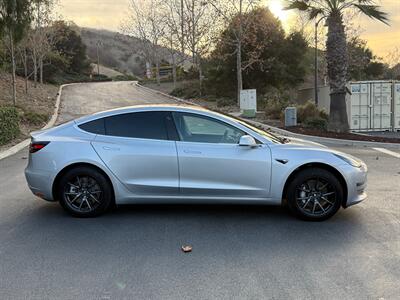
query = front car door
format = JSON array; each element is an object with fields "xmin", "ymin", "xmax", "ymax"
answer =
[
  {"xmin": 172, "ymin": 112, "xmax": 272, "ymax": 200},
  {"xmin": 92, "ymin": 111, "xmax": 179, "ymax": 197}
]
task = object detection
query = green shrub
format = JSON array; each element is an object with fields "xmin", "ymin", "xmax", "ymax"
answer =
[
  {"xmin": 170, "ymin": 81, "xmax": 201, "ymax": 99},
  {"xmin": 0, "ymin": 106, "xmax": 20, "ymax": 145},
  {"xmin": 263, "ymin": 87, "xmax": 292, "ymax": 119},
  {"xmin": 112, "ymin": 74, "xmax": 137, "ymax": 81},
  {"xmin": 297, "ymin": 100, "xmax": 328, "ymax": 123},
  {"xmin": 216, "ymin": 97, "xmax": 236, "ymax": 107},
  {"xmin": 21, "ymin": 111, "xmax": 49, "ymax": 126},
  {"xmin": 303, "ymin": 117, "xmax": 328, "ymax": 131}
]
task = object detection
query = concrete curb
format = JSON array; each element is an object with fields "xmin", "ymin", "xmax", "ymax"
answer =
[
  {"xmin": 0, "ymin": 83, "xmax": 67, "ymax": 161},
  {"xmin": 136, "ymin": 82, "xmax": 400, "ymax": 150}
]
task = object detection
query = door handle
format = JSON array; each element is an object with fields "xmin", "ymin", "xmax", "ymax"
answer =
[
  {"xmin": 183, "ymin": 149, "xmax": 202, "ymax": 154},
  {"xmin": 103, "ymin": 146, "xmax": 120, "ymax": 151}
]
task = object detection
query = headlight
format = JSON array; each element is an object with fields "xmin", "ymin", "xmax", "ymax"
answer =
[{"xmin": 333, "ymin": 153, "xmax": 362, "ymax": 168}]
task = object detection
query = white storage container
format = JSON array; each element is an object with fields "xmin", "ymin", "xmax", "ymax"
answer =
[
  {"xmin": 394, "ymin": 82, "xmax": 400, "ymax": 130},
  {"xmin": 349, "ymin": 82, "xmax": 369, "ymax": 131},
  {"xmin": 370, "ymin": 82, "xmax": 392, "ymax": 130},
  {"xmin": 349, "ymin": 81, "xmax": 395, "ymax": 131}
]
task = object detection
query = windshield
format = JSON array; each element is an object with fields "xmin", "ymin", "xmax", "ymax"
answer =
[{"xmin": 219, "ymin": 113, "xmax": 286, "ymax": 144}]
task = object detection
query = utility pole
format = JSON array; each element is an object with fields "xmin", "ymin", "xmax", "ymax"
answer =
[
  {"xmin": 314, "ymin": 16, "xmax": 326, "ymax": 107},
  {"xmin": 96, "ymin": 40, "xmax": 101, "ymax": 76}
]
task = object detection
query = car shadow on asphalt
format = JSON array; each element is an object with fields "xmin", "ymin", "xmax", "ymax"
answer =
[{"xmin": 17, "ymin": 201, "xmax": 366, "ymax": 256}]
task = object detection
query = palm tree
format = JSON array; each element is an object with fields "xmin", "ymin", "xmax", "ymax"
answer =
[{"xmin": 286, "ymin": 0, "xmax": 388, "ymax": 132}]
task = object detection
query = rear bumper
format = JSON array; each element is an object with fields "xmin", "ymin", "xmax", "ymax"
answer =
[{"xmin": 24, "ymin": 167, "xmax": 55, "ymax": 201}]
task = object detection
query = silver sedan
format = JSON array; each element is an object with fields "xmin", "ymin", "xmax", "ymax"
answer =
[{"xmin": 25, "ymin": 105, "xmax": 367, "ymax": 221}]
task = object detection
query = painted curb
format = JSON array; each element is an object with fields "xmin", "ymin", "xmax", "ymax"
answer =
[
  {"xmin": 0, "ymin": 83, "xmax": 68, "ymax": 161},
  {"xmin": 135, "ymin": 82, "xmax": 400, "ymax": 150}
]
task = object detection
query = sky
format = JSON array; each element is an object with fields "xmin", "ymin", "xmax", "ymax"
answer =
[{"xmin": 58, "ymin": 0, "xmax": 399, "ymax": 62}]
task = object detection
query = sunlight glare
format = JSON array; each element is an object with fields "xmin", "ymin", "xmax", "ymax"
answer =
[{"xmin": 268, "ymin": 0, "xmax": 289, "ymax": 22}]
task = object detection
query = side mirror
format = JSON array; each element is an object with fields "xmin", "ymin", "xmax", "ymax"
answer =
[{"xmin": 239, "ymin": 135, "xmax": 258, "ymax": 147}]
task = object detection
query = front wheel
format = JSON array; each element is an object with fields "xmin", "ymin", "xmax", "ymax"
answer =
[
  {"xmin": 57, "ymin": 166, "xmax": 113, "ymax": 217},
  {"xmin": 287, "ymin": 168, "xmax": 343, "ymax": 221}
]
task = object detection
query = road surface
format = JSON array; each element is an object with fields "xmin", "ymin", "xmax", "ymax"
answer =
[{"xmin": 0, "ymin": 81, "xmax": 399, "ymax": 299}]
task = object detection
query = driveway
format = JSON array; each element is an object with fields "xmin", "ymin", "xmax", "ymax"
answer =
[{"xmin": 0, "ymin": 81, "xmax": 399, "ymax": 299}]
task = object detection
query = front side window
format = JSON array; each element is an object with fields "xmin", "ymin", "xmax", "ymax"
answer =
[
  {"xmin": 172, "ymin": 112, "xmax": 245, "ymax": 144},
  {"xmin": 104, "ymin": 111, "xmax": 168, "ymax": 140}
]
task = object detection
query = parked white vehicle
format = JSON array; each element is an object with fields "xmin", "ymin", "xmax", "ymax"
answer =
[{"xmin": 25, "ymin": 105, "xmax": 367, "ymax": 221}]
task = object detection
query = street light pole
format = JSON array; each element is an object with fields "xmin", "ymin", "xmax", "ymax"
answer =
[
  {"xmin": 314, "ymin": 16, "xmax": 326, "ymax": 107},
  {"xmin": 96, "ymin": 40, "xmax": 101, "ymax": 76}
]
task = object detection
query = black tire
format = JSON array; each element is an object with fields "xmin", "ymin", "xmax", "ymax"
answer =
[
  {"xmin": 57, "ymin": 166, "xmax": 113, "ymax": 217},
  {"xmin": 286, "ymin": 168, "xmax": 343, "ymax": 221}
]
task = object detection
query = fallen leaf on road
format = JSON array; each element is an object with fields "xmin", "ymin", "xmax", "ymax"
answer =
[{"xmin": 181, "ymin": 245, "xmax": 192, "ymax": 253}]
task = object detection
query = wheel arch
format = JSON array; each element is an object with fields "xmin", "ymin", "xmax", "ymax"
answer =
[
  {"xmin": 282, "ymin": 163, "xmax": 348, "ymax": 207},
  {"xmin": 52, "ymin": 162, "xmax": 116, "ymax": 203}
]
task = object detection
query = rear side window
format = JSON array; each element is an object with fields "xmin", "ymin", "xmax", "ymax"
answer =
[
  {"xmin": 78, "ymin": 118, "xmax": 105, "ymax": 134},
  {"xmin": 104, "ymin": 111, "xmax": 168, "ymax": 140}
]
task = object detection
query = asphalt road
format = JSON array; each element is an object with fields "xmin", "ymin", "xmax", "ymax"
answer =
[{"xmin": 0, "ymin": 82, "xmax": 399, "ymax": 300}]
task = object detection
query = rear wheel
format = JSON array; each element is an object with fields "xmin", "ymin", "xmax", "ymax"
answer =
[
  {"xmin": 57, "ymin": 166, "xmax": 113, "ymax": 217},
  {"xmin": 287, "ymin": 168, "xmax": 343, "ymax": 221}
]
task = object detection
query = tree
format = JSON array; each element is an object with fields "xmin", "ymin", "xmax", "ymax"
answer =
[
  {"xmin": 161, "ymin": 0, "xmax": 187, "ymax": 89},
  {"xmin": 123, "ymin": 0, "xmax": 165, "ymax": 85},
  {"xmin": 207, "ymin": 0, "xmax": 260, "ymax": 103},
  {"xmin": 0, "ymin": 0, "xmax": 32, "ymax": 105},
  {"xmin": 347, "ymin": 37, "xmax": 385, "ymax": 80},
  {"xmin": 52, "ymin": 21, "xmax": 90, "ymax": 74},
  {"xmin": 286, "ymin": 0, "xmax": 388, "ymax": 132},
  {"xmin": 29, "ymin": 0, "xmax": 57, "ymax": 85},
  {"xmin": 207, "ymin": 7, "xmax": 307, "ymax": 97}
]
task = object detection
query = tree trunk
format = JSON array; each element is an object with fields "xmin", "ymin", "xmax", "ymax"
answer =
[
  {"xmin": 33, "ymin": 51, "xmax": 38, "ymax": 87},
  {"xmin": 198, "ymin": 58, "xmax": 203, "ymax": 96},
  {"xmin": 236, "ymin": 39, "xmax": 243, "ymax": 105},
  {"xmin": 24, "ymin": 49, "xmax": 28, "ymax": 94},
  {"xmin": 172, "ymin": 53, "xmax": 177, "ymax": 90},
  {"xmin": 39, "ymin": 56, "xmax": 44, "ymax": 84},
  {"xmin": 326, "ymin": 12, "xmax": 349, "ymax": 132},
  {"xmin": 9, "ymin": 30, "xmax": 17, "ymax": 106},
  {"xmin": 236, "ymin": 0, "xmax": 243, "ymax": 105},
  {"xmin": 156, "ymin": 60, "xmax": 161, "ymax": 86}
]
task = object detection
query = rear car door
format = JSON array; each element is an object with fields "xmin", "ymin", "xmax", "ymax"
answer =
[
  {"xmin": 90, "ymin": 111, "xmax": 179, "ymax": 196},
  {"xmin": 172, "ymin": 112, "xmax": 271, "ymax": 199}
]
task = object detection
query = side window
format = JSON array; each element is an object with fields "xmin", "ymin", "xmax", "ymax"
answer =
[
  {"xmin": 78, "ymin": 118, "xmax": 105, "ymax": 134},
  {"xmin": 104, "ymin": 111, "xmax": 168, "ymax": 140},
  {"xmin": 172, "ymin": 112, "xmax": 245, "ymax": 144}
]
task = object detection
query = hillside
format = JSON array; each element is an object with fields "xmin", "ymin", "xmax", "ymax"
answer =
[
  {"xmin": 0, "ymin": 72, "xmax": 58, "ymax": 148},
  {"xmin": 81, "ymin": 28, "xmax": 184, "ymax": 77}
]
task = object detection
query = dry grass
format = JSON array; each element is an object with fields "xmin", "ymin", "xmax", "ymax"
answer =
[{"xmin": 0, "ymin": 72, "xmax": 59, "ymax": 149}]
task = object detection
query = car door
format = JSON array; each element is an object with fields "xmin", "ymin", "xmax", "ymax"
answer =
[
  {"xmin": 92, "ymin": 111, "xmax": 179, "ymax": 196},
  {"xmin": 172, "ymin": 112, "xmax": 272, "ymax": 199}
]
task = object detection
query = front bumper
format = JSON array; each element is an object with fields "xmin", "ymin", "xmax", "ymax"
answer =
[{"xmin": 339, "ymin": 162, "xmax": 368, "ymax": 208}]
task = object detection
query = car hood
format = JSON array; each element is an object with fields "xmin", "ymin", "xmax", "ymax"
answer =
[{"xmin": 284, "ymin": 137, "xmax": 327, "ymax": 148}]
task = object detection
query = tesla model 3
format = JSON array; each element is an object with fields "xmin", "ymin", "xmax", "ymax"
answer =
[{"xmin": 25, "ymin": 105, "xmax": 367, "ymax": 221}]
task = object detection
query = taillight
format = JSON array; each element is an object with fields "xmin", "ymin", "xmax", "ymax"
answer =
[{"xmin": 29, "ymin": 141, "xmax": 50, "ymax": 153}]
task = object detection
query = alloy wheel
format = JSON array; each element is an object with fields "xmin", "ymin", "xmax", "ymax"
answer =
[
  {"xmin": 296, "ymin": 177, "xmax": 337, "ymax": 217},
  {"xmin": 64, "ymin": 176, "xmax": 103, "ymax": 212}
]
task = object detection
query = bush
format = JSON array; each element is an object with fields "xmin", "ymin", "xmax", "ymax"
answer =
[
  {"xmin": 303, "ymin": 117, "xmax": 328, "ymax": 131},
  {"xmin": 0, "ymin": 106, "xmax": 20, "ymax": 145},
  {"xmin": 216, "ymin": 97, "xmax": 236, "ymax": 107},
  {"xmin": 21, "ymin": 111, "xmax": 49, "ymax": 126},
  {"xmin": 263, "ymin": 87, "xmax": 292, "ymax": 119},
  {"xmin": 112, "ymin": 74, "xmax": 138, "ymax": 81},
  {"xmin": 296, "ymin": 101, "xmax": 328, "ymax": 123},
  {"xmin": 170, "ymin": 81, "xmax": 201, "ymax": 99},
  {"xmin": 264, "ymin": 99, "xmax": 286, "ymax": 119}
]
